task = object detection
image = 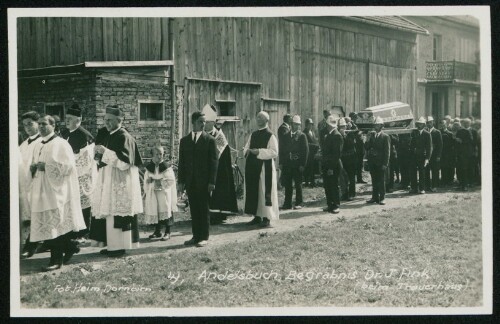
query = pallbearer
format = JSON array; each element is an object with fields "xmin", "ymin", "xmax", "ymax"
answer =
[
  {"xmin": 321, "ymin": 116, "xmax": 343, "ymax": 214},
  {"xmin": 29, "ymin": 115, "xmax": 86, "ymax": 271},
  {"xmin": 91, "ymin": 105, "xmax": 143, "ymax": 257},
  {"xmin": 338, "ymin": 118, "xmax": 357, "ymax": 201},
  {"xmin": 61, "ymin": 103, "xmax": 96, "ymax": 242},
  {"xmin": 202, "ymin": 104, "xmax": 239, "ymax": 224},
  {"xmin": 438, "ymin": 119, "xmax": 455, "ymax": 187},
  {"xmin": 365, "ymin": 117, "xmax": 390, "ymax": 205}
]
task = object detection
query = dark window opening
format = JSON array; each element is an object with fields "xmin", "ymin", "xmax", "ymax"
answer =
[
  {"xmin": 139, "ymin": 102, "xmax": 163, "ymax": 121},
  {"xmin": 217, "ymin": 101, "xmax": 236, "ymax": 116},
  {"xmin": 45, "ymin": 104, "xmax": 64, "ymax": 121}
]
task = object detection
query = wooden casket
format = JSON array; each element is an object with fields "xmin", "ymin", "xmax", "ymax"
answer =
[{"xmin": 354, "ymin": 101, "xmax": 414, "ymax": 135}]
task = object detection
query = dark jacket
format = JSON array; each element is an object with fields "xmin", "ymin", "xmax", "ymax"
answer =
[
  {"xmin": 365, "ymin": 131, "xmax": 391, "ymax": 167},
  {"xmin": 277, "ymin": 123, "xmax": 291, "ymax": 163},
  {"xmin": 178, "ymin": 131, "xmax": 218, "ymax": 191},
  {"xmin": 341, "ymin": 131, "xmax": 357, "ymax": 162},
  {"xmin": 428, "ymin": 128, "xmax": 443, "ymax": 161},
  {"xmin": 322, "ymin": 128, "xmax": 343, "ymax": 170},
  {"xmin": 410, "ymin": 129, "xmax": 432, "ymax": 161},
  {"xmin": 455, "ymin": 128, "xmax": 474, "ymax": 158},
  {"xmin": 61, "ymin": 126, "xmax": 94, "ymax": 153},
  {"xmin": 282, "ymin": 130, "xmax": 309, "ymax": 168},
  {"xmin": 440, "ymin": 128, "xmax": 455, "ymax": 164}
]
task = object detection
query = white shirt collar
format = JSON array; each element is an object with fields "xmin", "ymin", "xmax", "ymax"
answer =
[
  {"xmin": 192, "ymin": 131, "xmax": 202, "ymax": 140},
  {"xmin": 69, "ymin": 127, "xmax": 78, "ymax": 133},
  {"xmin": 42, "ymin": 132, "xmax": 55, "ymax": 141},
  {"xmin": 29, "ymin": 133, "xmax": 40, "ymax": 140},
  {"xmin": 259, "ymin": 126, "xmax": 268, "ymax": 130},
  {"xmin": 110, "ymin": 127, "xmax": 121, "ymax": 135},
  {"xmin": 419, "ymin": 129, "xmax": 424, "ymax": 134}
]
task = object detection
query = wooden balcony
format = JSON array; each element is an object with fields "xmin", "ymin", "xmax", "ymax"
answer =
[{"xmin": 426, "ymin": 60, "xmax": 478, "ymax": 82}]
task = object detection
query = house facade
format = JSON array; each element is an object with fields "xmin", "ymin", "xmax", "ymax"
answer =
[{"xmin": 408, "ymin": 16, "xmax": 480, "ymax": 121}]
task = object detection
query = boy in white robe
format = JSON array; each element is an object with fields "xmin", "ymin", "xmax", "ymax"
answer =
[{"xmin": 140, "ymin": 146, "xmax": 177, "ymax": 241}]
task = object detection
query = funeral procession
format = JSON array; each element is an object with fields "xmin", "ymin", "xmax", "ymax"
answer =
[{"xmin": 14, "ymin": 12, "xmax": 485, "ymax": 311}]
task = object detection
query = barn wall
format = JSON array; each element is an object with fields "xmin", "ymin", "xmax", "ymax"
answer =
[{"xmin": 17, "ymin": 17, "xmax": 171, "ymax": 69}]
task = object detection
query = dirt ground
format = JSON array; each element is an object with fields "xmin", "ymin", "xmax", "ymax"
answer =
[{"xmin": 19, "ymin": 173, "xmax": 482, "ymax": 277}]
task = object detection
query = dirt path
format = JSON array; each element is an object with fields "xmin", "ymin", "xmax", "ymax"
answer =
[{"xmin": 19, "ymin": 185, "xmax": 481, "ymax": 277}]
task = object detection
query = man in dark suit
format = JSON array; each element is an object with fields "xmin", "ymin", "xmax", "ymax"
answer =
[
  {"xmin": 321, "ymin": 116, "xmax": 343, "ymax": 214},
  {"xmin": 455, "ymin": 118, "xmax": 474, "ymax": 191},
  {"xmin": 409, "ymin": 117, "xmax": 432, "ymax": 194},
  {"xmin": 338, "ymin": 118, "xmax": 357, "ymax": 201},
  {"xmin": 61, "ymin": 103, "xmax": 95, "ymax": 242},
  {"xmin": 303, "ymin": 118, "xmax": 319, "ymax": 187},
  {"xmin": 425, "ymin": 116, "xmax": 442, "ymax": 192},
  {"xmin": 349, "ymin": 113, "xmax": 367, "ymax": 184},
  {"xmin": 318, "ymin": 109, "xmax": 331, "ymax": 151},
  {"xmin": 277, "ymin": 114, "xmax": 292, "ymax": 167},
  {"xmin": 365, "ymin": 117, "xmax": 391, "ymax": 205},
  {"xmin": 438, "ymin": 119, "xmax": 455, "ymax": 187},
  {"xmin": 178, "ymin": 111, "xmax": 218, "ymax": 247},
  {"xmin": 281, "ymin": 115, "xmax": 309, "ymax": 210}
]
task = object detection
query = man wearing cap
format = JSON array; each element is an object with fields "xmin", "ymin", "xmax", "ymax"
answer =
[
  {"xmin": 425, "ymin": 116, "xmax": 442, "ymax": 192},
  {"xmin": 338, "ymin": 118, "xmax": 357, "ymax": 201},
  {"xmin": 365, "ymin": 117, "xmax": 390, "ymax": 205},
  {"xmin": 91, "ymin": 105, "xmax": 143, "ymax": 256},
  {"xmin": 321, "ymin": 116, "xmax": 343, "ymax": 213},
  {"xmin": 281, "ymin": 115, "xmax": 309, "ymax": 210},
  {"xmin": 178, "ymin": 111, "xmax": 218, "ymax": 247},
  {"xmin": 244, "ymin": 111, "xmax": 279, "ymax": 227},
  {"xmin": 29, "ymin": 115, "xmax": 86, "ymax": 271},
  {"xmin": 19, "ymin": 111, "xmax": 43, "ymax": 258},
  {"xmin": 438, "ymin": 119, "xmax": 455, "ymax": 187},
  {"xmin": 61, "ymin": 103, "xmax": 96, "ymax": 242},
  {"xmin": 202, "ymin": 104, "xmax": 238, "ymax": 225},
  {"xmin": 409, "ymin": 117, "xmax": 432, "ymax": 194},
  {"xmin": 349, "ymin": 112, "xmax": 367, "ymax": 184},
  {"xmin": 303, "ymin": 118, "xmax": 319, "ymax": 187}
]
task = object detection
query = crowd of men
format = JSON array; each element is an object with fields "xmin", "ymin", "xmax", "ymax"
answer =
[{"xmin": 18, "ymin": 104, "xmax": 481, "ymax": 272}]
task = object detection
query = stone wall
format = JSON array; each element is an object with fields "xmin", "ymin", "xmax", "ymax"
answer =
[
  {"xmin": 94, "ymin": 72, "xmax": 173, "ymax": 160},
  {"xmin": 17, "ymin": 73, "xmax": 97, "ymax": 135}
]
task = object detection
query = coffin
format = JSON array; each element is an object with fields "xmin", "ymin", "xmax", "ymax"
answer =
[{"xmin": 354, "ymin": 101, "xmax": 414, "ymax": 131}]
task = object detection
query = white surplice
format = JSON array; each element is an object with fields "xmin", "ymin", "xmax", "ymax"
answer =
[
  {"xmin": 91, "ymin": 130, "xmax": 143, "ymax": 251},
  {"xmin": 140, "ymin": 165, "xmax": 178, "ymax": 225},
  {"xmin": 19, "ymin": 134, "xmax": 42, "ymax": 221},
  {"xmin": 29, "ymin": 134, "xmax": 86, "ymax": 242},
  {"xmin": 243, "ymin": 130, "xmax": 280, "ymax": 220}
]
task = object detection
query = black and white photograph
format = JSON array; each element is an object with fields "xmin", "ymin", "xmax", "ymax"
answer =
[{"xmin": 9, "ymin": 6, "xmax": 492, "ymax": 316}]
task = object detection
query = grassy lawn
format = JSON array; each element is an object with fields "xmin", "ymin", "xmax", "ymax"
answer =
[{"xmin": 20, "ymin": 195, "xmax": 482, "ymax": 308}]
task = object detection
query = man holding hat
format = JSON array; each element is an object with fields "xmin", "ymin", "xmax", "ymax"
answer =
[
  {"xmin": 202, "ymin": 104, "xmax": 238, "ymax": 225},
  {"xmin": 321, "ymin": 115, "xmax": 343, "ymax": 213},
  {"xmin": 281, "ymin": 115, "xmax": 309, "ymax": 210},
  {"xmin": 61, "ymin": 103, "xmax": 96, "ymax": 242},
  {"xmin": 409, "ymin": 117, "xmax": 432, "ymax": 194},
  {"xmin": 425, "ymin": 116, "xmax": 442, "ymax": 192},
  {"xmin": 91, "ymin": 105, "xmax": 143, "ymax": 257},
  {"xmin": 365, "ymin": 117, "xmax": 390, "ymax": 205}
]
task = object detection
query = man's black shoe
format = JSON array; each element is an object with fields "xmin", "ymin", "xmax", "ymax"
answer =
[
  {"xmin": 107, "ymin": 250, "xmax": 126, "ymax": 257},
  {"xmin": 366, "ymin": 199, "xmax": 378, "ymax": 204},
  {"xmin": 246, "ymin": 217, "xmax": 262, "ymax": 225}
]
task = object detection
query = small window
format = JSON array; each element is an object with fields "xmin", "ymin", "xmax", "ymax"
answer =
[
  {"xmin": 139, "ymin": 101, "xmax": 164, "ymax": 121},
  {"xmin": 217, "ymin": 101, "xmax": 236, "ymax": 116},
  {"xmin": 45, "ymin": 103, "xmax": 64, "ymax": 121}
]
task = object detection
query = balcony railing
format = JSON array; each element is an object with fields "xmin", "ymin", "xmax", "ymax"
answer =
[{"xmin": 426, "ymin": 60, "xmax": 478, "ymax": 82}]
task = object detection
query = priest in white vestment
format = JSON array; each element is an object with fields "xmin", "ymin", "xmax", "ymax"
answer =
[
  {"xmin": 244, "ymin": 111, "xmax": 279, "ymax": 227},
  {"xmin": 19, "ymin": 111, "xmax": 43, "ymax": 258},
  {"xmin": 91, "ymin": 105, "xmax": 143, "ymax": 257},
  {"xmin": 29, "ymin": 115, "xmax": 86, "ymax": 271}
]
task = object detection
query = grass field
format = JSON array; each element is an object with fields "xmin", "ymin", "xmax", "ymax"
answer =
[{"xmin": 20, "ymin": 193, "xmax": 482, "ymax": 308}]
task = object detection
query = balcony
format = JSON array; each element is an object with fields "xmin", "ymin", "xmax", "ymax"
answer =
[{"xmin": 425, "ymin": 61, "xmax": 478, "ymax": 82}]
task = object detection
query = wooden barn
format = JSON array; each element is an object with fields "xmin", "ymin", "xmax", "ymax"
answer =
[{"xmin": 17, "ymin": 16, "xmax": 428, "ymax": 165}]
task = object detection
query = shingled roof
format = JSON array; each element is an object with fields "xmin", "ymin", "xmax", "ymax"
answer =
[{"xmin": 344, "ymin": 16, "xmax": 429, "ymax": 35}]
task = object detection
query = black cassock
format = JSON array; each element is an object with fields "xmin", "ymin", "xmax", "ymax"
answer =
[
  {"xmin": 209, "ymin": 142, "xmax": 239, "ymax": 214},
  {"xmin": 89, "ymin": 127, "xmax": 143, "ymax": 245}
]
